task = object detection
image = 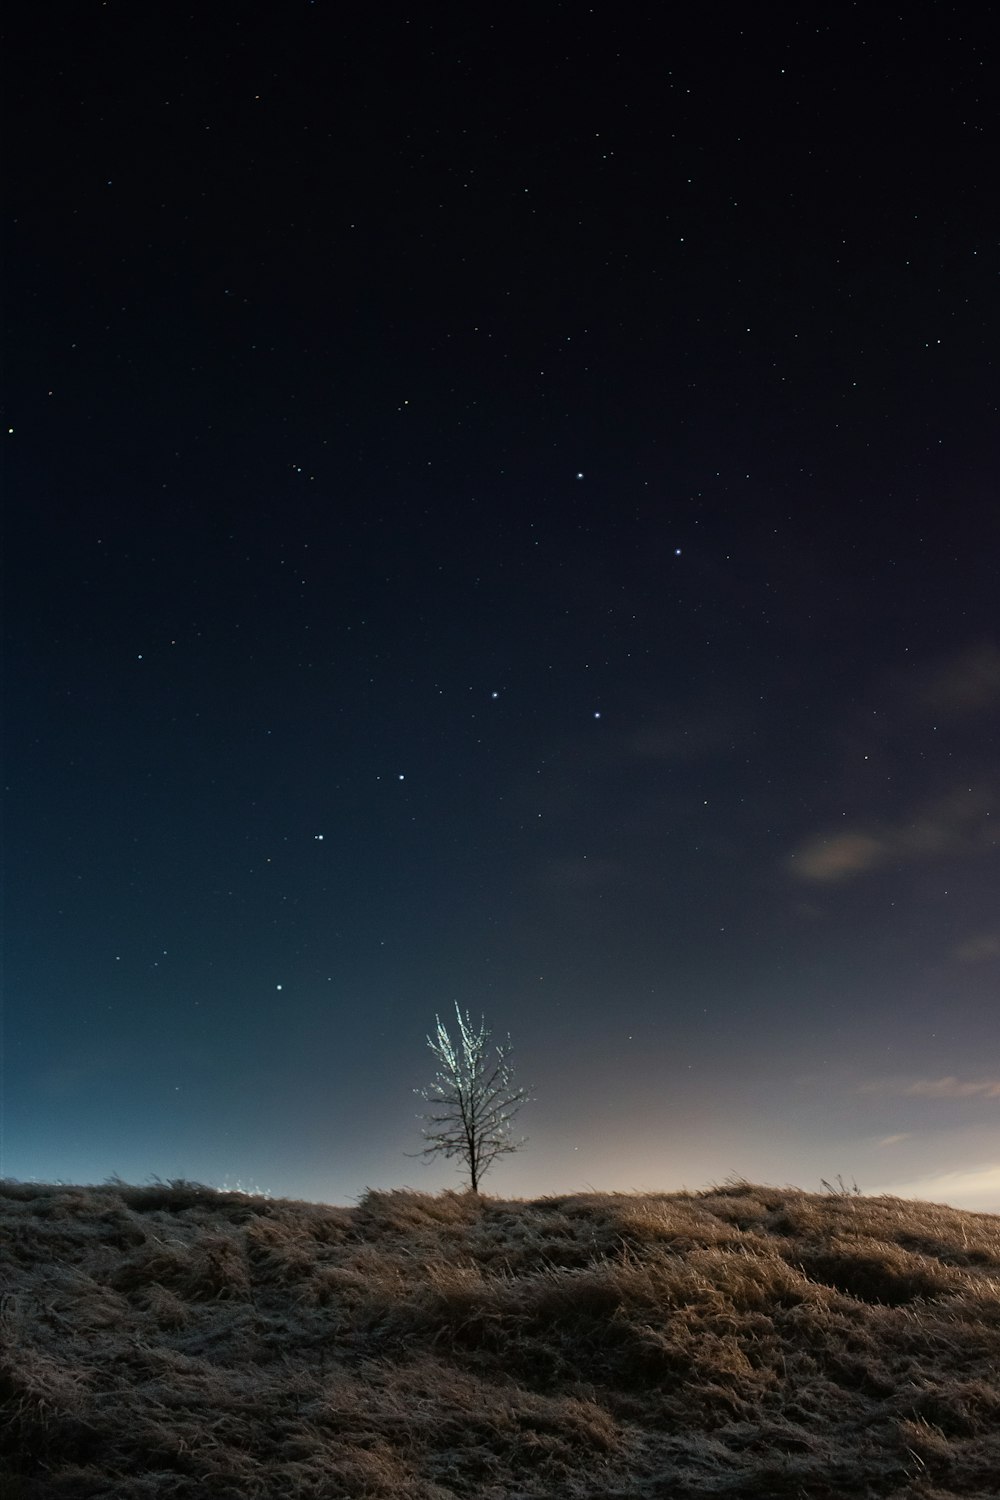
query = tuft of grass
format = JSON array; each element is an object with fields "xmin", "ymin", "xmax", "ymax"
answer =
[{"xmin": 1, "ymin": 1178, "xmax": 998, "ymax": 1497}]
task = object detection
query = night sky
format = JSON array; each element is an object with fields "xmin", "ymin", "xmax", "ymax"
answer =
[{"xmin": 4, "ymin": 5, "xmax": 998, "ymax": 1212}]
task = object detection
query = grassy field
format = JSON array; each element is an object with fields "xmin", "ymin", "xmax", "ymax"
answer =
[{"xmin": 2, "ymin": 1178, "xmax": 998, "ymax": 1498}]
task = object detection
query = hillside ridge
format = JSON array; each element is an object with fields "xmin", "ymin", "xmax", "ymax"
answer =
[{"xmin": 3, "ymin": 1179, "xmax": 999, "ymax": 1498}]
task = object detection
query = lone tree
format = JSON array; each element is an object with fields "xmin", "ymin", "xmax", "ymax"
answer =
[{"xmin": 415, "ymin": 1005, "xmax": 530, "ymax": 1193}]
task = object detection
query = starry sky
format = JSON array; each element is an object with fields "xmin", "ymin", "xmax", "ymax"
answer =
[{"xmin": 4, "ymin": 5, "xmax": 998, "ymax": 1211}]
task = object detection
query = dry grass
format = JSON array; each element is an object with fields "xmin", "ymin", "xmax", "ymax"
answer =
[{"xmin": 2, "ymin": 1179, "xmax": 998, "ymax": 1497}]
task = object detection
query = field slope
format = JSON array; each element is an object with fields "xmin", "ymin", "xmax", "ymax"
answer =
[{"xmin": 2, "ymin": 1179, "xmax": 999, "ymax": 1498}]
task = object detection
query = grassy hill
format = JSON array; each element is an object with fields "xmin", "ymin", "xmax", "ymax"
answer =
[{"xmin": 2, "ymin": 1179, "xmax": 998, "ymax": 1498}]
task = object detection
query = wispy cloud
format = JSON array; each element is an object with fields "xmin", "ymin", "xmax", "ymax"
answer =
[
  {"xmin": 791, "ymin": 832, "xmax": 885, "ymax": 882},
  {"xmin": 917, "ymin": 642, "xmax": 1000, "ymax": 717},
  {"xmin": 786, "ymin": 639, "xmax": 1000, "ymax": 886},
  {"xmin": 954, "ymin": 932, "xmax": 1000, "ymax": 964},
  {"xmin": 862, "ymin": 1076, "xmax": 1000, "ymax": 1100},
  {"xmin": 789, "ymin": 782, "xmax": 997, "ymax": 883},
  {"xmin": 628, "ymin": 711, "xmax": 738, "ymax": 763},
  {"xmin": 875, "ymin": 1162, "xmax": 1000, "ymax": 1214},
  {"xmin": 902, "ymin": 1077, "xmax": 1000, "ymax": 1100},
  {"xmin": 877, "ymin": 1133, "xmax": 912, "ymax": 1147}
]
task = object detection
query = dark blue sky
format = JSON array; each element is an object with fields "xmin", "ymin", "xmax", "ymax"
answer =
[{"xmin": 4, "ymin": 3, "xmax": 998, "ymax": 1210}]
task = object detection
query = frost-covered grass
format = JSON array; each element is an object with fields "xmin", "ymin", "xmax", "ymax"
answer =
[{"xmin": 2, "ymin": 1178, "xmax": 999, "ymax": 1497}]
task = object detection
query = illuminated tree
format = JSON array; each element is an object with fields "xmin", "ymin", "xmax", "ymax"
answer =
[{"xmin": 415, "ymin": 1005, "xmax": 530, "ymax": 1193}]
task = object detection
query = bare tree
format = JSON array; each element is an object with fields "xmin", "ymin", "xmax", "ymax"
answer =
[{"xmin": 415, "ymin": 1005, "xmax": 530, "ymax": 1193}]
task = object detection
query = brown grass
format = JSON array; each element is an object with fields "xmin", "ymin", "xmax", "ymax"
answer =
[{"xmin": 1, "ymin": 1179, "xmax": 998, "ymax": 1497}]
